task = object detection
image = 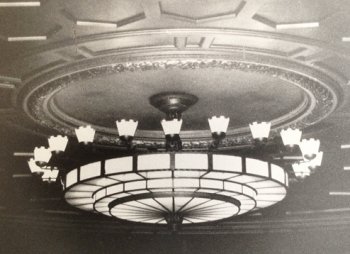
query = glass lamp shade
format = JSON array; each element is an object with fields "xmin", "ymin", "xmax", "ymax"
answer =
[
  {"xmin": 307, "ymin": 151, "xmax": 323, "ymax": 168},
  {"xmin": 292, "ymin": 162, "xmax": 311, "ymax": 178},
  {"xmin": 28, "ymin": 158, "xmax": 44, "ymax": 174},
  {"xmin": 299, "ymin": 138, "xmax": 320, "ymax": 158},
  {"xmin": 48, "ymin": 135, "xmax": 68, "ymax": 152},
  {"xmin": 161, "ymin": 119, "xmax": 183, "ymax": 135},
  {"xmin": 116, "ymin": 119, "xmax": 138, "ymax": 137},
  {"xmin": 208, "ymin": 116, "xmax": 230, "ymax": 134},
  {"xmin": 280, "ymin": 128, "xmax": 302, "ymax": 146},
  {"xmin": 41, "ymin": 169, "xmax": 59, "ymax": 182},
  {"xmin": 34, "ymin": 146, "xmax": 52, "ymax": 164},
  {"xmin": 249, "ymin": 122, "xmax": 271, "ymax": 139},
  {"xmin": 75, "ymin": 125, "xmax": 95, "ymax": 143}
]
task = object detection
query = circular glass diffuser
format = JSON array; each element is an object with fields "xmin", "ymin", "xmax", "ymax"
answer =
[{"xmin": 64, "ymin": 153, "xmax": 288, "ymax": 225}]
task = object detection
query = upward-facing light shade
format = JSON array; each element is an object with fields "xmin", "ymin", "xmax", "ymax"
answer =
[
  {"xmin": 161, "ymin": 119, "xmax": 183, "ymax": 135},
  {"xmin": 208, "ymin": 116, "xmax": 230, "ymax": 134},
  {"xmin": 116, "ymin": 119, "xmax": 138, "ymax": 137},
  {"xmin": 28, "ymin": 158, "xmax": 43, "ymax": 174},
  {"xmin": 249, "ymin": 122, "xmax": 271, "ymax": 140},
  {"xmin": 292, "ymin": 162, "xmax": 311, "ymax": 178},
  {"xmin": 48, "ymin": 135, "xmax": 68, "ymax": 152},
  {"xmin": 307, "ymin": 151, "xmax": 323, "ymax": 168},
  {"xmin": 34, "ymin": 146, "xmax": 52, "ymax": 164},
  {"xmin": 75, "ymin": 125, "xmax": 95, "ymax": 143},
  {"xmin": 41, "ymin": 169, "xmax": 59, "ymax": 182},
  {"xmin": 280, "ymin": 128, "xmax": 302, "ymax": 146},
  {"xmin": 299, "ymin": 138, "xmax": 320, "ymax": 158}
]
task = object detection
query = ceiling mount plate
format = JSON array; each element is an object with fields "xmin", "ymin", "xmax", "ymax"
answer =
[{"xmin": 149, "ymin": 92, "xmax": 198, "ymax": 119}]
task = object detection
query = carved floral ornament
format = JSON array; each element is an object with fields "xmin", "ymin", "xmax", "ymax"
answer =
[{"xmin": 19, "ymin": 57, "xmax": 339, "ymax": 149}]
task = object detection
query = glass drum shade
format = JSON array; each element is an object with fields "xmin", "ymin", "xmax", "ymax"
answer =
[{"xmin": 64, "ymin": 153, "xmax": 288, "ymax": 225}]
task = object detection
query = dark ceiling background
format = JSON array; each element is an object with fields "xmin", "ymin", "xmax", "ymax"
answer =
[{"xmin": 1, "ymin": 0, "xmax": 350, "ymax": 253}]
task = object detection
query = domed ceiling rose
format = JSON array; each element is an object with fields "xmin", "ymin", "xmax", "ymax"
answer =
[{"xmin": 20, "ymin": 55, "xmax": 339, "ymax": 149}]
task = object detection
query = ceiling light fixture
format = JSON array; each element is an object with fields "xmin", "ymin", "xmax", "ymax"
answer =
[{"xmin": 27, "ymin": 92, "xmax": 323, "ymax": 230}]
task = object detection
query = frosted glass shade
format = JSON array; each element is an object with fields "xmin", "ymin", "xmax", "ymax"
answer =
[
  {"xmin": 280, "ymin": 128, "xmax": 302, "ymax": 146},
  {"xmin": 208, "ymin": 116, "xmax": 230, "ymax": 134},
  {"xmin": 75, "ymin": 125, "xmax": 95, "ymax": 143},
  {"xmin": 48, "ymin": 135, "xmax": 68, "ymax": 152},
  {"xmin": 307, "ymin": 151, "xmax": 323, "ymax": 168},
  {"xmin": 292, "ymin": 162, "xmax": 311, "ymax": 178},
  {"xmin": 34, "ymin": 146, "xmax": 52, "ymax": 163},
  {"xmin": 41, "ymin": 169, "xmax": 59, "ymax": 182},
  {"xmin": 28, "ymin": 158, "xmax": 43, "ymax": 174},
  {"xmin": 299, "ymin": 138, "xmax": 320, "ymax": 158},
  {"xmin": 249, "ymin": 122, "xmax": 271, "ymax": 139},
  {"xmin": 161, "ymin": 119, "xmax": 183, "ymax": 135},
  {"xmin": 116, "ymin": 119, "xmax": 138, "ymax": 137}
]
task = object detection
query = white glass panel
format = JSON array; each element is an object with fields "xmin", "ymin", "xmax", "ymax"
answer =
[
  {"xmin": 94, "ymin": 190, "xmax": 106, "ymax": 200},
  {"xmin": 243, "ymin": 186, "xmax": 256, "ymax": 197},
  {"xmin": 248, "ymin": 180, "xmax": 281, "ymax": 189},
  {"xmin": 271, "ymin": 164, "xmax": 285, "ymax": 184},
  {"xmin": 137, "ymin": 198, "xmax": 168, "ymax": 212},
  {"xmin": 125, "ymin": 181, "xmax": 146, "ymax": 191},
  {"xmin": 224, "ymin": 182, "xmax": 242, "ymax": 193},
  {"xmin": 213, "ymin": 155, "xmax": 242, "ymax": 172},
  {"xmin": 138, "ymin": 154, "xmax": 170, "ymax": 170},
  {"xmin": 139, "ymin": 170, "xmax": 172, "ymax": 179},
  {"xmin": 109, "ymin": 193, "xmax": 130, "ymax": 199},
  {"xmin": 174, "ymin": 170, "xmax": 206, "ymax": 178},
  {"xmin": 174, "ymin": 197, "xmax": 192, "ymax": 212},
  {"xmin": 127, "ymin": 190, "xmax": 149, "ymax": 195},
  {"xmin": 203, "ymin": 171, "xmax": 238, "ymax": 180},
  {"xmin": 175, "ymin": 153, "xmax": 208, "ymax": 169},
  {"xmin": 70, "ymin": 184, "xmax": 100, "ymax": 192},
  {"xmin": 229, "ymin": 174, "xmax": 263, "ymax": 183},
  {"xmin": 246, "ymin": 158, "xmax": 269, "ymax": 177},
  {"xmin": 106, "ymin": 184, "xmax": 123, "ymax": 195},
  {"xmin": 197, "ymin": 188, "xmax": 219, "ymax": 193},
  {"xmin": 105, "ymin": 156, "xmax": 132, "ymax": 174},
  {"xmin": 155, "ymin": 197, "xmax": 173, "ymax": 211},
  {"xmin": 110, "ymin": 173, "xmax": 143, "ymax": 182},
  {"xmin": 86, "ymin": 177, "xmax": 118, "ymax": 186},
  {"xmin": 66, "ymin": 169, "xmax": 78, "ymax": 188},
  {"xmin": 200, "ymin": 179, "xmax": 223, "ymax": 189},
  {"xmin": 80, "ymin": 162, "xmax": 101, "ymax": 180},
  {"xmin": 148, "ymin": 178, "xmax": 172, "ymax": 189},
  {"xmin": 173, "ymin": 178, "xmax": 199, "ymax": 188},
  {"xmin": 76, "ymin": 204, "xmax": 94, "ymax": 211},
  {"xmin": 217, "ymin": 191, "xmax": 239, "ymax": 197}
]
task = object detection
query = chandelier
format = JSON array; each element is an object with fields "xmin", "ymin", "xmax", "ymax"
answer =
[{"xmin": 27, "ymin": 92, "xmax": 323, "ymax": 229}]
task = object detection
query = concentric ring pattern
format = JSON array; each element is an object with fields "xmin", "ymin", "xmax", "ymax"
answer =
[{"xmin": 64, "ymin": 153, "xmax": 288, "ymax": 224}]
